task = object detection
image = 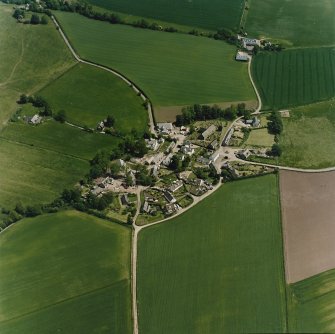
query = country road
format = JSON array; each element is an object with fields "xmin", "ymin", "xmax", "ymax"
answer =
[
  {"xmin": 51, "ymin": 16, "xmax": 157, "ymax": 136},
  {"xmin": 248, "ymin": 56, "xmax": 262, "ymax": 113}
]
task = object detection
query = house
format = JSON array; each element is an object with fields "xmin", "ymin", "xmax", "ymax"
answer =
[
  {"xmin": 235, "ymin": 51, "xmax": 249, "ymax": 62},
  {"xmin": 201, "ymin": 125, "xmax": 216, "ymax": 140},
  {"xmin": 209, "ymin": 139, "xmax": 218, "ymax": 150},
  {"xmin": 142, "ymin": 201, "xmax": 151, "ymax": 214},
  {"xmin": 163, "ymin": 191, "xmax": 176, "ymax": 203},
  {"xmin": 209, "ymin": 152, "xmax": 220, "ymax": 163},
  {"xmin": 145, "ymin": 138, "xmax": 159, "ymax": 151},
  {"xmin": 29, "ymin": 114, "xmax": 42, "ymax": 125},
  {"xmin": 181, "ymin": 144, "xmax": 195, "ymax": 156},
  {"xmin": 223, "ymin": 128, "xmax": 234, "ymax": 146},
  {"xmin": 157, "ymin": 123, "xmax": 173, "ymax": 135},
  {"xmin": 242, "ymin": 38, "xmax": 261, "ymax": 48},
  {"xmin": 129, "ymin": 171, "xmax": 136, "ymax": 186},
  {"xmin": 252, "ymin": 117, "xmax": 260, "ymax": 127},
  {"xmin": 151, "ymin": 165, "xmax": 159, "ymax": 178},
  {"xmin": 239, "ymin": 149, "xmax": 251, "ymax": 160},
  {"xmin": 194, "ymin": 178, "xmax": 204, "ymax": 187},
  {"xmin": 162, "ymin": 154, "xmax": 172, "ymax": 166},
  {"xmin": 169, "ymin": 180, "xmax": 183, "ymax": 193},
  {"xmin": 165, "ymin": 203, "xmax": 179, "ymax": 215}
]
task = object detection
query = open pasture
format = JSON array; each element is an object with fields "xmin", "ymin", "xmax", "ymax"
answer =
[
  {"xmin": 288, "ymin": 269, "xmax": 335, "ymax": 333},
  {"xmin": 138, "ymin": 174, "xmax": 286, "ymax": 333},
  {"xmin": 56, "ymin": 12, "xmax": 256, "ymax": 115},
  {"xmin": 40, "ymin": 63, "xmax": 148, "ymax": 132},
  {"xmin": 245, "ymin": 0, "xmax": 335, "ymax": 47},
  {"xmin": 245, "ymin": 127, "xmax": 274, "ymax": 147},
  {"xmin": 0, "ymin": 4, "xmax": 74, "ymax": 128},
  {"xmin": 0, "ymin": 210, "xmax": 132, "ymax": 333},
  {"xmin": 252, "ymin": 48, "xmax": 335, "ymax": 110},
  {"xmin": 87, "ymin": 0, "xmax": 245, "ymax": 31},
  {"xmin": 280, "ymin": 170, "xmax": 335, "ymax": 283}
]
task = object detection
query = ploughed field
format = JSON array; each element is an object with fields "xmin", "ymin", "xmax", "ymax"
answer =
[
  {"xmin": 137, "ymin": 174, "xmax": 287, "ymax": 333},
  {"xmin": 86, "ymin": 0, "xmax": 245, "ymax": 32},
  {"xmin": 0, "ymin": 211, "xmax": 132, "ymax": 334},
  {"xmin": 280, "ymin": 170, "xmax": 335, "ymax": 283},
  {"xmin": 245, "ymin": 0, "xmax": 335, "ymax": 47},
  {"xmin": 252, "ymin": 48, "xmax": 335, "ymax": 110},
  {"xmin": 55, "ymin": 12, "xmax": 256, "ymax": 115},
  {"xmin": 40, "ymin": 63, "xmax": 148, "ymax": 132},
  {"xmin": 0, "ymin": 4, "xmax": 74, "ymax": 128}
]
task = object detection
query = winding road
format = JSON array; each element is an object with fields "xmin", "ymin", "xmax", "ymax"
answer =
[{"xmin": 51, "ymin": 16, "xmax": 157, "ymax": 136}]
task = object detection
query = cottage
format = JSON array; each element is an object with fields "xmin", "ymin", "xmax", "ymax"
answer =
[
  {"xmin": 235, "ymin": 51, "xmax": 249, "ymax": 62},
  {"xmin": 169, "ymin": 180, "xmax": 183, "ymax": 193},
  {"xmin": 157, "ymin": 122, "xmax": 173, "ymax": 135},
  {"xmin": 29, "ymin": 114, "xmax": 42, "ymax": 125},
  {"xmin": 201, "ymin": 125, "xmax": 216, "ymax": 140},
  {"xmin": 163, "ymin": 191, "xmax": 176, "ymax": 203}
]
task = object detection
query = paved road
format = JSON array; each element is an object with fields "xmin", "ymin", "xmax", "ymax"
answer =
[
  {"xmin": 248, "ymin": 56, "xmax": 262, "ymax": 113},
  {"xmin": 51, "ymin": 16, "xmax": 157, "ymax": 136}
]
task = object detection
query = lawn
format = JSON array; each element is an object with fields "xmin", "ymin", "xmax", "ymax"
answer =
[
  {"xmin": 246, "ymin": 127, "xmax": 274, "ymax": 147},
  {"xmin": 55, "ymin": 12, "xmax": 256, "ymax": 114},
  {"xmin": 40, "ymin": 63, "xmax": 148, "ymax": 132},
  {"xmin": 0, "ymin": 4, "xmax": 74, "ymax": 128},
  {"xmin": 0, "ymin": 210, "xmax": 132, "ymax": 334},
  {"xmin": 137, "ymin": 174, "xmax": 287, "ymax": 333},
  {"xmin": 86, "ymin": 0, "xmax": 245, "ymax": 32},
  {"xmin": 287, "ymin": 269, "xmax": 335, "ymax": 333},
  {"xmin": 245, "ymin": 0, "xmax": 335, "ymax": 47},
  {"xmin": 252, "ymin": 48, "xmax": 335, "ymax": 110}
]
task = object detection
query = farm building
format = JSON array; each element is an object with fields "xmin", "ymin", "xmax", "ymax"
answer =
[
  {"xmin": 201, "ymin": 125, "xmax": 216, "ymax": 140},
  {"xmin": 157, "ymin": 122, "xmax": 173, "ymax": 135},
  {"xmin": 210, "ymin": 152, "xmax": 220, "ymax": 163},
  {"xmin": 209, "ymin": 139, "xmax": 219, "ymax": 150},
  {"xmin": 29, "ymin": 114, "xmax": 42, "ymax": 125},
  {"xmin": 236, "ymin": 51, "xmax": 249, "ymax": 62},
  {"xmin": 223, "ymin": 128, "xmax": 234, "ymax": 146},
  {"xmin": 142, "ymin": 201, "xmax": 151, "ymax": 214},
  {"xmin": 242, "ymin": 38, "xmax": 261, "ymax": 48},
  {"xmin": 246, "ymin": 116, "xmax": 260, "ymax": 127}
]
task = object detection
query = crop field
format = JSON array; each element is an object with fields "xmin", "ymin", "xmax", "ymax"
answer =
[
  {"xmin": 245, "ymin": 0, "xmax": 335, "ymax": 47},
  {"xmin": 40, "ymin": 63, "xmax": 148, "ymax": 132},
  {"xmin": 287, "ymin": 269, "xmax": 335, "ymax": 333},
  {"xmin": 56, "ymin": 12, "xmax": 256, "ymax": 114},
  {"xmin": 137, "ymin": 175, "xmax": 287, "ymax": 333},
  {"xmin": 0, "ymin": 4, "xmax": 74, "ymax": 128},
  {"xmin": 252, "ymin": 48, "xmax": 335, "ymax": 110},
  {"xmin": 87, "ymin": 0, "xmax": 245, "ymax": 31},
  {"xmin": 0, "ymin": 210, "xmax": 132, "ymax": 333},
  {"xmin": 280, "ymin": 170, "xmax": 335, "ymax": 283}
]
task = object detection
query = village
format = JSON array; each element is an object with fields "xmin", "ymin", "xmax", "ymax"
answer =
[{"xmin": 82, "ymin": 114, "xmax": 276, "ymax": 225}]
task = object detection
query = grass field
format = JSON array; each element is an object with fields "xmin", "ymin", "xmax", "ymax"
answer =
[
  {"xmin": 246, "ymin": 128, "xmax": 274, "ymax": 147},
  {"xmin": 245, "ymin": 0, "xmax": 335, "ymax": 47},
  {"xmin": 56, "ymin": 12, "xmax": 256, "ymax": 113},
  {"xmin": 137, "ymin": 174, "xmax": 287, "ymax": 333},
  {"xmin": 287, "ymin": 269, "xmax": 335, "ymax": 333},
  {"xmin": 0, "ymin": 210, "xmax": 132, "ymax": 333},
  {"xmin": 0, "ymin": 119, "xmax": 123, "ymax": 207},
  {"xmin": 87, "ymin": 0, "xmax": 245, "ymax": 31},
  {"xmin": 0, "ymin": 4, "xmax": 74, "ymax": 128},
  {"xmin": 252, "ymin": 48, "xmax": 335, "ymax": 110},
  {"xmin": 40, "ymin": 63, "xmax": 148, "ymax": 132}
]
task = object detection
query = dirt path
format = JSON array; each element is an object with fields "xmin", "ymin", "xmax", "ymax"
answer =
[
  {"xmin": 51, "ymin": 16, "xmax": 157, "ymax": 136},
  {"xmin": 248, "ymin": 56, "xmax": 262, "ymax": 113}
]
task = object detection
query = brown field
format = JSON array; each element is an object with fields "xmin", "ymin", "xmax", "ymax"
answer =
[
  {"xmin": 155, "ymin": 100, "xmax": 258, "ymax": 122},
  {"xmin": 280, "ymin": 170, "xmax": 335, "ymax": 283}
]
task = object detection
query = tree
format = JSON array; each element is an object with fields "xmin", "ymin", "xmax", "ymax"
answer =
[
  {"xmin": 267, "ymin": 111, "xmax": 283, "ymax": 135},
  {"xmin": 271, "ymin": 143, "xmax": 282, "ymax": 157},
  {"xmin": 30, "ymin": 14, "xmax": 40, "ymax": 25},
  {"xmin": 15, "ymin": 202, "xmax": 26, "ymax": 215},
  {"xmin": 105, "ymin": 115, "xmax": 115, "ymax": 127},
  {"xmin": 109, "ymin": 162, "xmax": 120, "ymax": 177},
  {"xmin": 41, "ymin": 16, "xmax": 48, "ymax": 25},
  {"xmin": 13, "ymin": 8, "xmax": 25, "ymax": 20},
  {"xmin": 169, "ymin": 155, "xmax": 182, "ymax": 172},
  {"xmin": 54, "ymin": 110, "xmax": 66, "ymax": 123},
  {"xmin": 25, "ymin": 205, "xmax": 41, "ymax": 217},
  {"xmin": 18, "ymin": 94, "xmax": 28, "ymax": 104}
]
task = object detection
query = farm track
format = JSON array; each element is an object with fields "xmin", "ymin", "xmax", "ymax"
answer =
[{"xmin": 51, "ymin": 16, "xmax": 157, "ymax": 136}]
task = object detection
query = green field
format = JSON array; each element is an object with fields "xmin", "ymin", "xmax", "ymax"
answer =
[
  {"xmin": 0, "ymin": 4, "xmax": 74, "ymax": 128},
  {"xmin": 138, "ymin": 174, "xmax": 287, "ymax": 333},
  {"xmin": 246, "ymin": 128, "xmax": 274, "ymax": 147},
  {"xmin": 0, "ymin": 119, "xmax": 122, "ymax": 207},
  {"xmin": 87, "ymin": 0, "xmax": 245, "ymax": 31},
  {"xmin": 40, "ymin": 63, "xmax": 148, "ymax": 132},
  {"xmin": 287, "ymin": 269, "xmax": 335, "ymax": 333},
  {"xmin": 0, "ymin": 210, "xmax": 132, "ymax": 333},
  {"xmin": 245, "ymin": 0, "xmax": 335, "ymax": 47},
  {"xmin": 252, "ymin": 48, "xmax": 335, "ymax": 110},
  {"xmin": 56, "ymin": 12, "xmax": 256, "ymax": 113}
]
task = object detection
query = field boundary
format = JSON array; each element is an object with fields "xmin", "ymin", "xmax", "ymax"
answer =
[{"xmin": 51, "ymin": 15, "xmax": 157, "ymax": 135}]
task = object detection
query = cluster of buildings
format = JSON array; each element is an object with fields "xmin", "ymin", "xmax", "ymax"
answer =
[{"xmin": 235, "ymin": 37, "xmax": 261, "ymax": 61}]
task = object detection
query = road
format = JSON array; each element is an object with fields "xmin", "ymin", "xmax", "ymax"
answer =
[
  {"xmin": 51, "ymin": 16, "xmax": 157, "ymax": 136},
  {"xmin": 248, "ymin": 56, "xmax": 262, "ymax": 113}
]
